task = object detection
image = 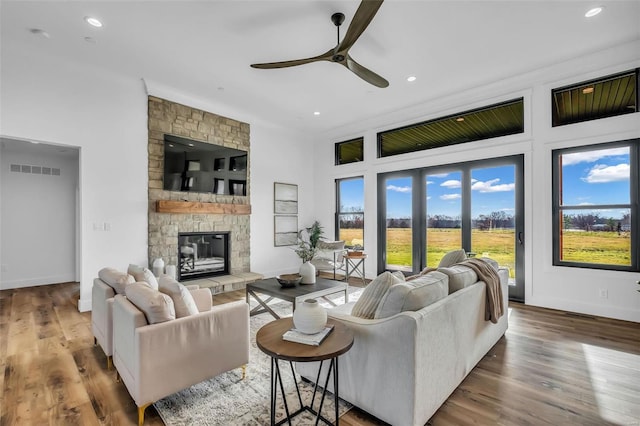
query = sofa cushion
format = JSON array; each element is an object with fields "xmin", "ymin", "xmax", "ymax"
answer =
[
  {"xmin": 374, "ymin": 271, "xmax": 449, "ymax": 319},
  {"xmin": 98, "ymin": 267, "xmax": 135, "ymax": 294},
  {"xmin": 438, "ymin": 249, "xmax": 467, "ymax": 268},
  {"xmin": 128, "ymin": 265, "xmax": 159, "ymax": 290},
  {"xmin": 158, "ymin": 276, "xmax": 199, "ymax": 318},
  {"xmin": 125, "ymin": 282, "xmax": 175, "ymax": 324},
  {"xmin": 479, "ymin": 257, "xmax": 499, "ymax": 271},
  {"xmin": 351, "ymin": 272, "xmax": 402, "ymax": 319},
  {"xmin": 437, "ymin": 265, "xmax": 478, "ymax": 294}
]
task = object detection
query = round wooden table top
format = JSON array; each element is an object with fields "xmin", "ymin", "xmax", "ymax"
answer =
[{"xmin": 256, "ymin": 318, "xmax": 354, "ymax": 362}]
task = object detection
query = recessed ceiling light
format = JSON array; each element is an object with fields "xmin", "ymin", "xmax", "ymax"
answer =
[
  {"xmin": 29, "ymin": 28, "xmax": 50, "ymax": 38},
  {"xmin": 84, "ymin": 16, "xmax": 103, "ymax": 27},
  {"xmin": 456, "ymin": 117, "xmax": 465, "ymax": 122},
  {"xmin": 407, "ymin": 76, "xmax": 417, "ymax": 82},
  {"xmin": 582, "ymin": 87, "xmax": 595, "ymax": 94},
  {"xmin": 313, "ymin": 111, "xmax": 320, "ymax": 116},
  {"xmin": 585, "ymin": 7, "xmax": 603, "ymax": 18}
]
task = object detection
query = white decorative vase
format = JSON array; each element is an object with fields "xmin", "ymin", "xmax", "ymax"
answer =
[
  {"xmin": 165, "ymin": 264, "xmax": 177, "ymax": 280},
  {"xmin": 299, "ymin": 261, "xmax": 316, "ymax": 284},
  {"xmin": 152, "ymin": 258, "xmax": 165, "ymax": 277},
  {"xmin": 293, "ymin": 299, "xmax": 327, "ymax": 334}
]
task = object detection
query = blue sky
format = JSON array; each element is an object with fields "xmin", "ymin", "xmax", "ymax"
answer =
[
  {"xmin": 341, "ymin": 146, "xmax": 631, "ymax": 220},
  {"xmin": 560, "ymin": 147, "xmax": 630, "ymax": 220},
  {"xmin": 386, "ymin": 165, "xmax": 516, "ymax": 218}
]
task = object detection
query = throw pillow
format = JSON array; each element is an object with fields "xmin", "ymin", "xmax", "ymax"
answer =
[
  {"xmin": 351, "ymin": 271, "xmax": 402, "ymax": 319},
  {"xmin": 391, "ymin": 271, "xmax": 406, "ymax": 281},
  {"xmin": 479, "ymin": 257, "xmax": 499, "ymax": 271},
  {"xmin": 374, "ymin": 271, "xmax": 449, "ymax": 319},
  {"xmin": 438, "ymin": 249, "xmax": 467, "ymax": 268},
  {"xmin": 158, "ymin": 276, "xmax": 200, "ymax": 318},
  {"xmin": 98, "ymin": 267, "xmax": 135, "ymax": 294},
  {"xmin": 125, "ymin": 282, "xmax": 176, "ymax": 324},
  {"xmin": 131, "ymin": 267, "xmax": 159, "ymax": 290},
  {"xmin": 314, "ymin": 240, "xmax": 345, "ymax": 260},
  {"xmin": 437, "ymin": 265, "xmax": 478, "ymax": 294}
]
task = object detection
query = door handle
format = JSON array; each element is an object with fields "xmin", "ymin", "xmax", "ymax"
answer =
[{"xmin": 518, "ymin": 232, "xmax": 524, "ymax": 245}]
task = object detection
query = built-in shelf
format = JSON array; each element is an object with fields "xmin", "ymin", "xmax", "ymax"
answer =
[{"xmin": 156, "ymin": 200, "xmax": 251, "ymax": 215}]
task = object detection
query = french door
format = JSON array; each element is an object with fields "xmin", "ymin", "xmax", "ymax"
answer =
[{"xmin": 378, "ymin": 155, "xmax": 524, "ymax": 301}]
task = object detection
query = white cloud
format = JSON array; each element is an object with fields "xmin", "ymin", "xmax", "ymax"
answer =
[
  {"xmin": 426, "ymin": 180, "xmax": 434, "ymax": 185},
  {"xmin": 471, "ymin": 178, "xmax": 515, "ymax": 193},
  {"xmin": 500, "ymin": 208, "xmax": 515, "ymax": 212},
  {"xmin": 430, "ymin": 173, "xmax": 449, "ymax": 178},
  {"xmin": 387, "ymin": 185, "xmax": 411, "ymax": 193},
  {"xmin": 562, "ymin": 147, "xmax": 628, "ymax": 166},
  {"xmin": 440, "ymin": 194, "xmax": 461, "ymax": 200},
  {"xmin": 441, "ymin": 180, "xmax": 461, "ymax": 188},
  {"xmin": 578, "ymin": 202, "xmax": 594, "ymax": 206},
  {"xmin": 582, "ymin": 163, "xmax": 629, "ymax": 183},
  {"xmin": 426, "ymin": 196, "xmax": 431, "ymax": 200}
]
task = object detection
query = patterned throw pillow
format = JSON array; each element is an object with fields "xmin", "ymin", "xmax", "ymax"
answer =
[
  {"xmin": 438, "ymin": 249, "xmax": 467, "ymax": 268},
  {"xmin": 351, "ymin": 272, "xmax": 403, "ymax": 319}
]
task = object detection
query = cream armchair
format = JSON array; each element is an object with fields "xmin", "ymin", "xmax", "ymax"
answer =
[
  {"xmin": 91, "ymin": 278, "xmax": 116, "ymax": 368},
  {"xmin": 310, "ymin": 240, "xmax": 347, "ymax": 279},
  {"xmin": 112, "ymin": 290, "xmax": 249, "ymax": 425}
]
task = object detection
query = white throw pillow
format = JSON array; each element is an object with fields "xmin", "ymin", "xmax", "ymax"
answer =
[
  {"xmin": 130, "ymin": 266, "xmax": 159, "ymax": 290},
  {"xmin": 98, "ymin": 267, "xmax": 135, "ymax": 294},
  {"xmin": 158, "ymin": 276, "xmax": 200, "ymax": 318},
  {"xmin": 351, "ymin": 272, "xmax": 402, "ymax": 319},
  {"xmin": 438, "ymin": 249, "xmax": 467, "ymax": 268},
  {"xmin": 125, "ymin": 282, "xmax": 176, "ymax": 324},
  {"xmin": 437, "ymin": 265, "xmax": 478, "ymax": 294},
  {"xmin": 374, "ymin": 271, "xmax": 449, "ymax": 319}
]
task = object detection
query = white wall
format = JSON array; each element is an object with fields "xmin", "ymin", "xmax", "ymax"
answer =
[
  {"xmin": 0, "ymin": 44, "xmax": 149, "ymax": 311},
  {"xmin": 0, "ymin": 141, "xmax": 78, "ymax": 288},
  {"xmin": 312, "ymin": 40, "xmax": 640, "ymax": 323}
]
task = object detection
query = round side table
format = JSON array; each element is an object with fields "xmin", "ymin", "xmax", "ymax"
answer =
[{"xmin": 256, "ymin": 318, "xmax": 354, "ymax": 425}]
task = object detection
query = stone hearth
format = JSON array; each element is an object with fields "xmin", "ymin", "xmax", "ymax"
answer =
[{"xmin": 147, "ymin": 96, "xmax": 252, "ymax": 287}]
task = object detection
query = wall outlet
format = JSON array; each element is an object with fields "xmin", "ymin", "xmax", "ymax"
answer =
[{"xmin": 599, "ymin": 289, "xmax": 608, "ymax": 299}]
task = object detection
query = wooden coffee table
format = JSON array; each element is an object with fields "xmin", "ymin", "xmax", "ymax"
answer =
[
  {"xmin": 246, "ymin": 277, "xmax": 348, "ymax": 319},
  {"xmin": 256, "ymin": 318, "xmax": 354, "ymax": 425}
]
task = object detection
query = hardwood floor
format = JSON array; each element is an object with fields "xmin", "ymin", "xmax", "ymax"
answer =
[{"xmin": 1, "ymin": 280, "xmax": 638, "ymax": 425}]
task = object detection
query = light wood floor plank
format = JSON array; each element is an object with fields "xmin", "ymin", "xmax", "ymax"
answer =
[{"xmin": 1, "ymin": 280, "xmax": 638, "ymax": 426}]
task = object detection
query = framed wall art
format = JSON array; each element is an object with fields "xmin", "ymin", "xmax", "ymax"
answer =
[
  {"xmin": 274, "ymin": 182, "xmax": 298, "ymax": 214},
  {"xmin": 274, "ymin": 215, "xmax": 298, "ymax": 246}
]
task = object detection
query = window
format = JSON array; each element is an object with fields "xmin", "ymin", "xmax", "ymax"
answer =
[
  {"xmin": 552, "ymin": 69, "xmax": 638, "ymax": 127},
  {"xmin": 552, "ymin": 140, "xmax": 639, "ymax": 271},
  {"xmin": 335, "ymin": 137, "xmax": 364, "ymax": 165},
  {"xmin": 378, "ymin": 98, "xmax": 524, "ymax": 158},
  {"xmin": 336, "ymin": 177, "xmax": 364, "ymax": 248}
]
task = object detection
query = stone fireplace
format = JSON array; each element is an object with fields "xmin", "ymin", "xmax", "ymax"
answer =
[{"xmin": 147, "ymin": 96, "xmax": 252, "ymax": 287}]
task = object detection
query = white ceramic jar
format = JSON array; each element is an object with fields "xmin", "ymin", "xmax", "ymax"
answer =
[
  {"xmin": 293, "ymin": 299, "xmax": 327, "ymax": 334},
  {"xmin": 152, "ymin": 258, "xmax": 165, "ymax": 277},
  {"xmin": 299, "ymin": 261, "xmax": 316, "ymax": 284}
]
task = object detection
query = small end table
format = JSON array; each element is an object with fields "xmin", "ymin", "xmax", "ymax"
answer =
[
  {"xmin": 344, "ymin": 252, "xmax": 367, "ymax": 286},
  {"xmin": 256, "ymin": 318, "xmax": 354, "ymax": 425}
]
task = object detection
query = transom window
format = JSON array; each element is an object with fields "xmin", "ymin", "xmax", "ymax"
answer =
[{"xmin": 335, "ymin": 137, "xmax": 364, "ymax": 165}]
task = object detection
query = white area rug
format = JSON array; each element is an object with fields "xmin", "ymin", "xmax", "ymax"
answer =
[{"xmin": 154, "ymin": 287, "xmax": 362, "ymax": 425}]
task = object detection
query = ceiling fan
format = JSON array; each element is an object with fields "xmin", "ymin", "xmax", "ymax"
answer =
[{"xmin": 250, "ymin": 0, "xmax": 389, "ymax": 88}]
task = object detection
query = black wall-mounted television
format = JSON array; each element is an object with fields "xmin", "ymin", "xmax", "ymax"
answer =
[{"xmin": 163, "ymin": 135, "xmax": 248, "ymax": 196}]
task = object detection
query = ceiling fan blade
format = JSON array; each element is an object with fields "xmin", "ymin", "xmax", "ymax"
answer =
[
  {"xmin": 337, "ymin": 0, "xmax": 384, "ymax": 52},
  {"xmin": 251, "ymin": 49, "xmax": 333, "ymax": 69},
  {"xmin": 345, "ymin": 55, "xmax": 389, "ymax": 88}
]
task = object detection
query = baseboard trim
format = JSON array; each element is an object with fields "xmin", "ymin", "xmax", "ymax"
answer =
[
  {"xmin": 0, "ymin": 273, "xmax": 75, "ymax": 290},
  {"xmin": 78, "ymin": 297, "xmax": 92, "ymax": 313}
]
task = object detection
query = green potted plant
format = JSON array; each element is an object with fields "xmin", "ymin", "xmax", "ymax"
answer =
[{"xmin": 295, "ymin": 221, "xmax": 324, "ymax": 283}]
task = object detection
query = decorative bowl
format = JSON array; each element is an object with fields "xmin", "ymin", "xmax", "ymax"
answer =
[{"xmin": 276, "ymin": 274, "xmax": 302, "ymax": 288}]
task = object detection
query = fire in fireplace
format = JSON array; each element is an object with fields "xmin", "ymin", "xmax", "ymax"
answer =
[{"xmin": 178, "ymin": 231, "xmax": 229, "ymax": 281}]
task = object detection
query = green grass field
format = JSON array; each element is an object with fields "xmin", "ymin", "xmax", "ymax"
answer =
[{"xmin": 341, "ymin": 228, "xmax": 631, "ymax": 278}]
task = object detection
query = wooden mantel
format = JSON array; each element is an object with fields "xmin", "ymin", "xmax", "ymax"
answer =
[{"xmin": 156, "ymin": 200, "xmax": 251, "ymax": 215}]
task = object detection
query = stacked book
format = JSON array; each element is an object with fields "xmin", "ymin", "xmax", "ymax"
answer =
[{"xmin": 282, "ymin": 324, "xmax": 334, "ymax": 346}]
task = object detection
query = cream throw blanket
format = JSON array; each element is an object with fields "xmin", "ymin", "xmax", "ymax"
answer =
[{"xmin": 459, "ymin": 258, "xmax": 504, "ymax": 323}]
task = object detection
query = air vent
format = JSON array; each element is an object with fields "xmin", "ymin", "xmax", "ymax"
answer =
[{"xmin": 8, "ymin": 164, "xmax": 60, "ymax": 176}]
